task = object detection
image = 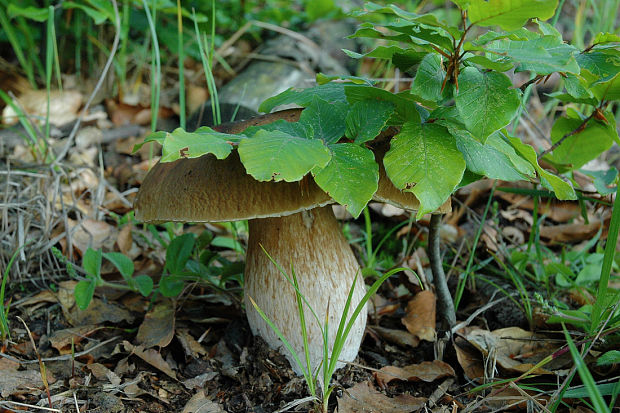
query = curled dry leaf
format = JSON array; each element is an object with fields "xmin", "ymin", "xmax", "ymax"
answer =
[
  {"xmin": 67, "ymin": 218, "xmax": 118, "ymax": 254},
  {"xmin": 182, "ymin": 389, "xmax": 225, "ymax": 413},
  {"xmin": 401, "ymin": 289, "xmax": 436, "ymax": 342},
  {"xmin": 176, "ymin": 328, "xmax": 208, "ymax": 358},
  {"xmin": 136, "ymin": 301, "xmax": 176, "ymax": 349},
  {"xmin": 540, "ymin": 221, "xmax": 601, "ymax": 243},
  {"xmin": 369, "ymin": 326, "xmax": 420, "ymax": 348},
  {"xmin": 123, "ymin": 341, "xmax": 177, "ymax": 379},
  {"xmin": 497, "ymin": 191, "xmax": 581, "ymax": 223},
  {"xmin": 49, "ymin": 324, "xmax": 103, "ymax": 354},
  {"xmin": 454, "ymin": 336, "xmax": 485, "ymax": 381},
  {"xmin": 57, "ymin": 281, "xmax": 135, "ymax": 326},
  {"xmin": 0, "ymin": 369, "xmax": 56, "ymax": 398},
  {"xmin": 1, "ymin": 89, "xmax": 82, "ymax": 126},
  {"xmin": 337, "ymin": 381, "xmax": 426, "ymax": 413},
  {"xmin": 374, "ymin": 360, "xmax": 455, "ymax": 388},
  {"xmin": 461, "ymin": 327, "xmax": 562, "ymax": 375}
]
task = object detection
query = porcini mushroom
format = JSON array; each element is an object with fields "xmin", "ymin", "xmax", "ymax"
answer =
[{"xmin": 134, "ymin": 109, "xmax": 449, "ymax": 374}]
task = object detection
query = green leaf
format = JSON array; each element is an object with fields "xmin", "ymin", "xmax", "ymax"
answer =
[
  {"xmin": 165, "ymin": 233, "xmax": 195, "ymax": 275},
  {"xmin": 7, "ymin": 4, "xmax": 48, "ymax": 21},
  {"xmin": 597, "ymin": 350, "xmax": 620, "ymax": 366},
  {"xmin": 383, "ymin": 122, "xmax": 465, "ymax": 218},
  {"xmin": 352, "ymin": 2, "xmax": 462, "ymax": 39},
  {"xmin": 412, "ymin": 54, "xmax": 446, "ymax": 102},
  {"xmin": 581, "ymin": 168, "xmax": 618, "ymax": 195},
  {"xmin": 348, "ymin": 25, "xmax": 413, "ymax": 44},
  {"xmin": 564, "ymin": 73, "xmax": 595, "ymax": 99},
  {"xmin": 464, "ymin": 55, "xmax": 514, "ymax": 72},
  {"xmin": 455, "ymin": 67, "xmax": 521, "ymax": 141},
  {"xmin": 577, "ymin": 51, "xmax": 620, "ymax": 79},
  {"xmin": 343, "ymin": 46, "xmax": 426, "ymax": 70},
  {"xmin": 486, "ymin": 36, "xmax": 580, "ymax": 74},
  {"xmin": 505, "ymin": 135, "xmax": 577, "ymax": 200},
  {"xmin": 238, "ymin": 130, "xmax": 330, "ymax": 182},
  {"xmin": 548, "ymin": 115, "xmax": 616, "ymax": 170},
  {"xmin": 74, "ymin": 280, "xmax": 96, "ymax": 310},
  {"xmin": 133, "ymin": 275, "xmax": 154, "ymax": 297},
  {"xmin": 159, "ymin": 127, "xmax": 237, "ymax": 163},
  {"xmin": 345, "ymin": 85, "xmax": 422, "ymax": 125},
  {"xmin": 316, "ymin": 73, "xmax": 373, "ymax": 86},
  {"xmin": 593, "ymin": 32, "xmax": 620, "ymax": 45},
  {"xmin": 103, "ymin": 252, "xmax": 134, "ymax": 282},
  {"xmin": 258, "ymin": 83, "xmax": 346, "ymax": 113},
  {"xmin": 345, "ymin": 100, "xmax": 394, "ymax": 144},
  {"xmin": 384, "ymin": 21, "xmax": 454, "ymax": 51},
  {"xmin": 305, "ymin": 0, "xmax": 336, "ymax": 21},
  {"xmin": 132, "ymin": 131, "xmax": 166, "ymax": 153},
  {"xmin": 486, "ymin": 132, "xmax": 536, "ymax": 177},
  {"xmin": 63, "ymin": 1, "xmax": 111, "ymax": 24},
  {"xmin": 313, "ymin": 144, "xmax": 379, "ymax": 217},
  {"xmin": 467, "ymin": 0, "xmax": 558, "ymax": 31},
  {"xmin": 159, "ymin": 276, "xmax": 185, "ymax": 297},
  {"xmin": 299, "ymin": 96, "xmax": 348, "ymax": 144},
  {"xmin": 244, "ymin": 119, "xmax": 314, "ymax": 140},
  {"xmin": 590, "ymin": 72, "xmax": 620, "ymax": 101},
  {"xmin": 82, "ymin": 248, "xmax": 102, "ymax": 279},
  {"xmin": 447, "ymin": 124, "xmax": 527, "ymax": 181}
]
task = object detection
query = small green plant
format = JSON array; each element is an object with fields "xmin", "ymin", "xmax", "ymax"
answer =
[
  {"xmin": 74, "ymin": 248, "xmax": 154, "ymax": 310},
  {"xmin": 249, "ymin": 246, "xmax": 406, "ymax": 412},
  {"xmin": 0, "ymin": 245, "xmax": 29, "ymax": 342}
]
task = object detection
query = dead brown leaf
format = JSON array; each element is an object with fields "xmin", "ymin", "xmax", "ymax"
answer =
[
  {"xmin": 370, "ymin": 326, "xmax": 420, "ymax": 348},
  {"xmin": 176, "ymin": 328, "xmax": 207, "ymax": 358},
  {"xmin": 337, "ymin": 381, "xmax": 426, "ymax": 413},
  {"xmin": 137, "ymin": 301, "xmax": 176, "ymax": 348},
  {"xmin": 182, "ymin": 389, "xmax": 225, "ymax": 413},
  {"xmin": 67, "ymin": 218, "xmax": 118, "ymax": 254},
  {"xmin": 497, "ymin": 192, "xmax": 581, "ymax": 223},
  {"xmin": 57, "ymin": 281, "xmax": 135, "ymax": 326},
  {"xmin": 401, "ymin": 290, "xmax": 436, "ymax": 342},
  {"xmin": 124, "ymin": 341, "xmax": 177, "ymax": 380},
  {"xmin": 540, "ymin": 221, "xmax": 601, "ymax": 243},
  {"xmin": 2, "ymin": 89, "xmax": 82, "ymax": 126},
  {"xmin": 454, "ymin": 337, "xmax": 485, "ymax": 381},
  {"xmin": 462, "ymin": 327, "xmax": 560, "ymax": 375},
  {"xmin": 116, "ymin": 224, "xmax": 133, "ymax": 256},
  {"xmin": 374, "ymin": 361, "xmax": 455, "ymax": 388},
  {"xmin": 0, "ymin": 369, "xmax": 56, "ymax": 398},
  {"xmin": 49, "ymin": 324, "xmax": 103, "ymax": 354}
]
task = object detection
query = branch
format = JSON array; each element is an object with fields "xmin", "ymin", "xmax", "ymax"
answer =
[{"xmin": 537, "ymin": 111, "xmax": 596, "ymax": 160}]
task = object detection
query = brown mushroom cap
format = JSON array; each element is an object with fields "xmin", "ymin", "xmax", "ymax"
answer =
[
  {"xmin": 134, "ymin": 151, "xmax": 332, "ymax": 223},
  {"xmin": 134, "ymin": 108, "xmax": 450, "ymax": 222}
]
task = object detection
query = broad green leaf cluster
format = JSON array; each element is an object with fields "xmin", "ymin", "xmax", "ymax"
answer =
[{"xmin": 140, "ymin": 0, "xmax": 620, "ymax": 219}]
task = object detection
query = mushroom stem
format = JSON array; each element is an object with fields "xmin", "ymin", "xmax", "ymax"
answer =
[{"xmin": 244, "ymin": 206, "xmax": 367, "ymax": 376}]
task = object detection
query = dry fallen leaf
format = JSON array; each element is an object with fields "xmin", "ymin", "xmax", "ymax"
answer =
[
  {"xmin": 49, "ymin": 324, "xmax": 103, "ymax": 354},
  {"xmin": 182, "ymin": 389, "xmax": 225, "ymax": 413},
  {"xmin": 2, "ymin": 89, "xmax": 82, "ymax": 126},
  {"xmin": 401, "ymin": 290, "xmax": 436, "ymax": 342},
  {"xmin": 57, "ymin": 281, "xmax": 135, "ymax": 326},
  {"xmin": 374, "ymin": 361, "xmax": 455, "ymax": 388},
  {"xmin": 540, "ymin": 221, "xmax": 601, "ymax": 243},
  {"xmin": 0, "ymin": 369, "xmax": 56, "ymax": 398},
  {"xmin": 369, "ymin": 326, "xmax": 420, "ymax": 348},
  {"xmin": 123, "ymin": 341, "xmax": 177, "ymax": 379},
  {"xmin": 176, "ymin": 328, "xmax": 208, "ymax": 358},
  {"xmin": 137, "ymin": 301, "xmax": 176, "ymax": 348},
  {"xmin": 337, "ymin": 380, "xmax": 426, "ymax": 413},
  {"xmin": 454, "ymin": 336, "xmax": 485, "ymax": 381}
]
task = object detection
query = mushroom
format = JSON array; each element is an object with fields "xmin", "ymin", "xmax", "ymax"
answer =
[{"xmin": 134, "ymin": 109, "xmax": 449, "ymax": 375}]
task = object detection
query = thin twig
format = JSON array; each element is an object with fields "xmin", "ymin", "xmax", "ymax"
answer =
[{"xmin": 537, "ymin": 111, "xmax": 596, "ymax": 160}]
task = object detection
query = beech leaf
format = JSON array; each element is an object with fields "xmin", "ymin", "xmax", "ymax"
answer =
[
  {"xmin": 313, "ymin": 144, "xmax": 379, "ymax": 218},
  {"xmin": 455, "ymin": 67, "xmax": 521, "ymax": 141},
  {"xmin": 383, "ymin": 121, "xmax": 465, "ymax": 218},
  {"xmin": 467, "ymin": 0, "xmax": 559, "ymax": 31},
  {"xmin": 238, "ymin": 130, "xmax": 330, "ymax": 182}
]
